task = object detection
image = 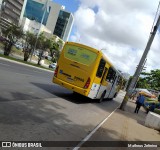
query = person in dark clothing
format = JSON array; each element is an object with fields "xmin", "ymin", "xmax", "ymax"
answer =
[
  {"xmin": 147, "ymin": 103, "xmax": 156, "ymax": 113},
  {"xmin": 134, "ymin": 93, "xmax": 145, "ymax": 114},
  {"xmin": 158, "ymin": 94, "xmax": 160, "ymax": 101}
]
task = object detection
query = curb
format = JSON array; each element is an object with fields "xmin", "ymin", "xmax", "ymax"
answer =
[{"xmin": 0, "ymin": 56, "xmax": 54, "ymax": 73}]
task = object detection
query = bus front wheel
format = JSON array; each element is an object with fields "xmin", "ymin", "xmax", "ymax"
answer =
[{"xmin": 99, "ymin": 91, "xmax": 106, "ymax": 103}]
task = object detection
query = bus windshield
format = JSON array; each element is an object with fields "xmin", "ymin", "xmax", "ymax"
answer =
[{"xmin": 64, "ymin": 45, "xmax": 97, "ymax": 66}]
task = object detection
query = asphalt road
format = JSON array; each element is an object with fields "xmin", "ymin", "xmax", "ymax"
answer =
[{"xmin": 0, "ymin": 58, "xmax": 124, "ymax": 149}]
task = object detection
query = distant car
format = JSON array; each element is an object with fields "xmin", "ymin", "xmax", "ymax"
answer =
[
  {"xmin": 46, "ymin": 56, "xmax": 52, "ymax": 60},
  {"xmin": 33, "ymin": 51, "xmax": 40, "ymax": 56},
  {"xmin": 49, "ymin": 63, "xmax": 57, "ymax": 69},
  {"xmin": 15, "ymin": 43, "xmax": 23, "ymax": 49}
]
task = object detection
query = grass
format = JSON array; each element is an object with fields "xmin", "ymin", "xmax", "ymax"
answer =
[
  {"xmin": 11, "ymin": 47, "xmax": 38, "ymax": 61},
  {"xmin": 44, "ymin": 59, "xmax": 52, "ymax": 65},
  {"xmin": 12, "ymin": 46, "xmax": 24, "ymax": 56},
  {"xmin": 154, "ymin": 109, "xmax": 160, "ymax": 115},
  {"xmin": 0, "ymin": 41, "xmax": 54, "ymax": 71},
  {"xmin": 0, "ymin": 53, "xmax": 54, "ymax": 71}
]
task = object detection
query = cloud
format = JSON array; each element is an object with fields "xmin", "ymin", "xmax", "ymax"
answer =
[{"xmin": 70, "ymin": 0, "xmax": 160, "ymax": 75}]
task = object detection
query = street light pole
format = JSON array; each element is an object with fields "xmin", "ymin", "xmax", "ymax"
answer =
[{"xmin": 120, "ymin": 15, "xmax": 160, "ymax": 110}]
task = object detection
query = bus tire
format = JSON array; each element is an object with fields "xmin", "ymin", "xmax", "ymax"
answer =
[{"xmin": 99, "ymin": 91, "xmax": 106, "ymax": 103}]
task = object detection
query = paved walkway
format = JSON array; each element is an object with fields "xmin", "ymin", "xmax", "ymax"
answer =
[{"xmin": 79, "ymin": 91, "xmax": 160, "ymax": 150}]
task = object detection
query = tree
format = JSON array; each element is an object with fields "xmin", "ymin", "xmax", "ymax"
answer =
[
  {"xmin": 23, "ymin": 31, "xmax": 37, "ymax": 61},
  {"xmin": 50, "ymin": 42, "xmax": 59, "ymax": 62},
  {"xmin": 136, "ymin": 77, "xmax": 149, "ymax": 89},
  {"xmin": 2, "ymin": 25, "xmax": 23, "ymax": 56},
  {"xmin": 136, "ymin": 69, "xmax": 160, "ymax": 90},
  {"xmin": 36, "ymin": 32, "xmax": 51, "ymax": 65},
  {"xmin": 50, "ymin": 38, "xmax": 63, "ymax": 63}
]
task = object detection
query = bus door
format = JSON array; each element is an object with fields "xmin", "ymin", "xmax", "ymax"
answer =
[
  {"xmin": 89, "ymin": 58, "xmax": 107, "ymax": 99},
  {"xmin": 105, "ymin": 67, "xmax": 117, "ymax": 98},
  {"xmin": 108, "ymin": 74, "xmax": 118, "ymax": 98},
  {"xmin": 99, "ymin": 67, "xmax": 112, "ymax": 98},
  {"xmin": 95, "ymin": 60, "xmax": 111, "ymax": 99}
]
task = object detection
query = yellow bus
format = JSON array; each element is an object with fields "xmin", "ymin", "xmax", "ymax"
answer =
[{"xmin": 52, "ymin": 42, "xmax": 123, "ymax": 102}]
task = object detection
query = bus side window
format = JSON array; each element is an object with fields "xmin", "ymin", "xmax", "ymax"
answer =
[
  {"xmin": 106, "ymin": 67, "xmax": 116, "ymax": 83},
  {"xmin": 100, "ymin": 67, "xmax": 108, "ymax": 83},
  {"xmin": 96, "ymin": 59, "xmax": 106, "ymax": 78},
  {"xmin": 116, "ymin": 76, "xmax": 120, "ymax": 85},
  {"xmin": 117, "ymin": 76, "xmax": 122, "ymax": 85}
]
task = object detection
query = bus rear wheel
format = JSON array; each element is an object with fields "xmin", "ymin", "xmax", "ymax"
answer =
[{"xmin": 99, "ymin": 91, "xmax": 106, "ymax": 103}]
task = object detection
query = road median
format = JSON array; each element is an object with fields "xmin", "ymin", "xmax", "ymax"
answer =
[{"xmin": 0, "ymin": 54, "xmax": 53, "ymax": 73}]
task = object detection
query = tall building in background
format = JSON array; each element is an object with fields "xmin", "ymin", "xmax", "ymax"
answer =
[
  {"xmin": 53, "ymin": 10, "xmax": 74, "ymax": 41},
  {"xmin": 0, "ymin": 0, "xmax": 27, "ymax": 30},
  {"xmin": 24, "ymin": 0, "xmax": 74, "ymax": 41},
  {"xmin": 24, "ymin": 0, "xmax": 50, "ymax": 26}
]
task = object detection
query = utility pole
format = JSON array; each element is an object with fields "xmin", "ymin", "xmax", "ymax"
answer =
[
  {"xmin": 133, "ymin": 58, "xmax": 147, "ymax": 89},
  {"xmin": 120, "ymin": 15, "xmax": 160, "ymax": 110}
]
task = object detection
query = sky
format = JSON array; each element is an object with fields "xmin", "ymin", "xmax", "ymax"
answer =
[{"xmin": 53, "ymin": 0, "xmax": 160, "ymax": 76}]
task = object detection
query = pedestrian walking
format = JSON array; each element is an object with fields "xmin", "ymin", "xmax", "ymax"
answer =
[{"xmin": 134, "ymin": 92, "xmax": 145, "ymax": 114}]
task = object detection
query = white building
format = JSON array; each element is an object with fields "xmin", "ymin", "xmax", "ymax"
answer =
[
  {"xmin": 22, "ymin": 17, "xmax": 51, "ymax": 34},
  {"xmin": 53, "ymin": 10, "xmax": 74, "ymax": 41}
]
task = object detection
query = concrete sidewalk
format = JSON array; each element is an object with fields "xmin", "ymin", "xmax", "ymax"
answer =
[{"xmin": 79, "ymin": 92, "xmax": 160, "ymax": 150}]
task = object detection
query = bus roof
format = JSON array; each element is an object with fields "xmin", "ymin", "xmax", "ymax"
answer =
[{"xmin": 66, "ymin": 42, "xmax": 100, "ymax": 53}]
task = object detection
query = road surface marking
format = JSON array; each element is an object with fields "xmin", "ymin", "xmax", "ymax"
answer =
[
  {"xmin": 73, "ymin": 105, "xmax": 120, "ymax": 150},
  {"xmin": 0, "ymin": 62, "xmax": 10, "ymax": 67}
]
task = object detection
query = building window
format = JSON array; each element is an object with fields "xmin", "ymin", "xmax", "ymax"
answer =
[{"xmin": 24, "ymin": 0, "xmax": 50, "ymax": 25}]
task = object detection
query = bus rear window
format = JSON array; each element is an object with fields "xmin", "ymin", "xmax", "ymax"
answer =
[{"xmin": 64, "ymin": 45, "xmax": 97, "ymax": 66}]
